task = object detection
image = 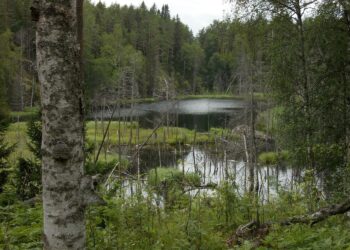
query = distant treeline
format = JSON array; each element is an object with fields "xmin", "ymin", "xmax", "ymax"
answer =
[
  {"xmin": 0, "ymin": 0, "xmax": 272, "ymax": 110},
  {"xmin": 0, "ymin": 0, "xmax": 205, "ymax": 110}
]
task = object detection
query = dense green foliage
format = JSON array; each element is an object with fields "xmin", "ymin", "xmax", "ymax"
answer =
[
  {"xmin": 148, "ymin": 167, "xmax": 200, "ymax": 187},
  {"xmin": 0, "ymin": 0, "xmax": 350, "ymax": 249},
  {"xmin": 0, "ymin": 0, "xmax": 203, "ymax": 108},
  {"xmin": 0, "ymin": 122, "xmax": 13, "ymax": 194},
  {"xmin": 198, "ymin": 0, "xmax": 350, "ymax": 195},
  {"xmin": 0, "ymin": 0, "xmax": 34, "ymax": 111},
  {"xmin": 258, "ymin": 151, "xmax": 289, "ymax": 166},
  {"xmin": 2, "ymin": 185, "xmax": 350, "ymax": 249},
  {"xmin": 15, "ymin": 115, "xmax": 41, "ymax": 200},
  {"xmin": 15, "ymin": 157, "xmax": 40, "ymax": 200},
  {"xmin": 0, "ymin": 30, "xmax": 19, "ymax": 113},
  {"xmin": 83, "ymin": 1, "xmax": 203, "ymax": 100}
]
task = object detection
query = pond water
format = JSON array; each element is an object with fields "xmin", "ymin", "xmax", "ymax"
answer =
[
  {"xmin": 100, "ymin": 98, "xmax": 299, "ymax": 198},
  {"xmin": 120, "ymin": 145, "xmax": 297, "ymax": 200},
  {"xmin": 92, "ymin": 98, "xmax": 246, "ymax": 131},
  {"xmin": 177, "ymin": 148, "xmax": 294, "ymax": 196}
]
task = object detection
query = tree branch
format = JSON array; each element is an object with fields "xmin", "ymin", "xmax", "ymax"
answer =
[{"xmin": 228, "ymin": 198, "xmax": 350, "ymax": 247}]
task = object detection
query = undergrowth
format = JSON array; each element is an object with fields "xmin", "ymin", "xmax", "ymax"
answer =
[{"xmin": 0, "ymin": 183, "xmax": 349, "ymax": 249}]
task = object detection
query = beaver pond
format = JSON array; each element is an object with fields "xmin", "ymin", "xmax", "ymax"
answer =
[{"xmin": 91, "ymin": 98, "xmax": 305, "ymax": 198}]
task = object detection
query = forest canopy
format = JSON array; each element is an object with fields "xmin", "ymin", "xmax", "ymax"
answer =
[{"xmin": 0, "ymin": 0, "xmax": 350, "ymax": 249}]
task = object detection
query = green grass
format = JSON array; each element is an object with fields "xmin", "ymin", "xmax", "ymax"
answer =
[
  {"xmin": 10, "ymin": 107, "xmax": 39, "ymax": 122},
  {"xmin": 1, "ymin": 123, "xmax": 350, "ymax": 250},
  {"xmin": 258, "ymin": 150, "xmax": 290, "ymax": 165},
  {"xmin": 85, "ymin": 121, "xmax": 230, "ymax": 146},
  {"xmin": 148, "ymin": 167, "xmax": 201, "ymax": 187},
  {"xmin": 4, "ymin": 121, "xmax": 239, "ymax": 149},
  {"xmin": 5, "ymin": 122, "xmax": 236, "ymax": 168},
  {"xmin": 1, "ymin": 184, "xmax": 349, "ymax": 250},
  {"xmin": 4, "ymin": 122, "xmax": 32, "ymax": 165}
]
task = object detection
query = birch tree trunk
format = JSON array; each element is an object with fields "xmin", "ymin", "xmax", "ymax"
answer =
[{"xmin": 33, "ymin": 0, "xmax": 100, "ymax": 249}]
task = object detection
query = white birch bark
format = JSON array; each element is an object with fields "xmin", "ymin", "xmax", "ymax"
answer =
[{"xmin": 33, "ymin": 0, "xmax": 102, "ymax": 249}]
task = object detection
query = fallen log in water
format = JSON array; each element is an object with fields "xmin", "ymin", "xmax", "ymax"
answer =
[{"xmin": 227, "ymin": 198, "xmax": 350, "ymax": 247}]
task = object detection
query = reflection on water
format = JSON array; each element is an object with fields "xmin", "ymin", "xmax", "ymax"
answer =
[
  {"xmin": 97, "ymin": 98, "xmax": 297, "ymax": 198},
  {"xmin": 177, "ymin": 148, "xmax": 293, "ymax": 197},
  {"xmin": 118, "ymin": 147, "xmax": 295, "ymax": 200},
  {"xmin": 91, "ymin": 98, "xmax": 246, "ymax": 132},
  {"xmin": 142, "ymin": 99, "xmax": 246, "ymax": 114}
]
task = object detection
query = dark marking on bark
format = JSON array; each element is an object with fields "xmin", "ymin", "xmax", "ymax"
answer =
[
  {"xmin": 52, "ymin": 141, "xmax": 71, "ymax": 161},
  {"xmin": 46, "ymin": 184, "xmax": 78, "ymax": 192},
  {"xmin": 65, "ymin": 233, "xmax": 84, "ymax": 249},
  {"xmin": 31, "ymin": 0, "xmax": 40, "ymax": 22},
  {"xmin": 42, "ymin": 233, "xmax": 49, "ymax": 249},
  {"xmin": 80, "ymin": 175, "xmax": 106, "ymax": 206},
  {"xmin": 53, "ymin": 209, "xmax": 84, "ymax": 225},
  {"xmin": 43, "ymin": 3, "xmax": 73, "ymax": 22},
  {"xmin": 79, "ymin": 97, "xmax": 84, "ymax": 117}
]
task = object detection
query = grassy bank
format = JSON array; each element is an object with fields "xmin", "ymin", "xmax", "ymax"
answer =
[
  {"xmin": 4, "ymin": 122, "xmax": 32, "ymax": 165},
  {"xmin": 5, "ymin": 121, "xmax": 237, "ymax": 163},
  {"xmin": 3, "ymin": 123, "xmax": 350, "ymax": 249},
  {"xmin": 9, "ymin": 107, "xmax": 39, "ymax": 122},
  {"xmin": 85, "ymin": 121, "xmax": 237, "ymax": 146}
]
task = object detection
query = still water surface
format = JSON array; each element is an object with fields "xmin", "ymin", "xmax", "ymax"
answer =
[
  {"xmin": 93, "ymin": 98, "xmax": 246, "ymax": 131},
  {"xmin": 100, "ymin": 99, "xmax": 297, "ymax": 197}
]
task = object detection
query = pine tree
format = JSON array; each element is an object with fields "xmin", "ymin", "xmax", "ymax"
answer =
[
  {"xmin": 16, "ymin": 114, "xmax": 42, "ymax": 200},
  {"xmin": 0, "ymin": 121, "xmax": 13, "ymax": 193}
]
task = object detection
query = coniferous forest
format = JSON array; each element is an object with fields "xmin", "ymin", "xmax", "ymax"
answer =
[{"xmin": 0, "ymin": 0, "xmax": 350, "ymax": 249}]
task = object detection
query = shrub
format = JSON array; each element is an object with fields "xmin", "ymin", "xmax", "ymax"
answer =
[
  {"xmin": 0, "ymin": 119, "xmax": 14, "ymax": 193},
  {"xmin": 148, "ymin": 167, "xmax": 200, "ymax": 188},
  {"xmin": 258, "ymin": 150, "xmax": 289, "ymax": 165},
  {"xmin": 15, "ymin": 158, "xmax": 41, "ymax": 200}
]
